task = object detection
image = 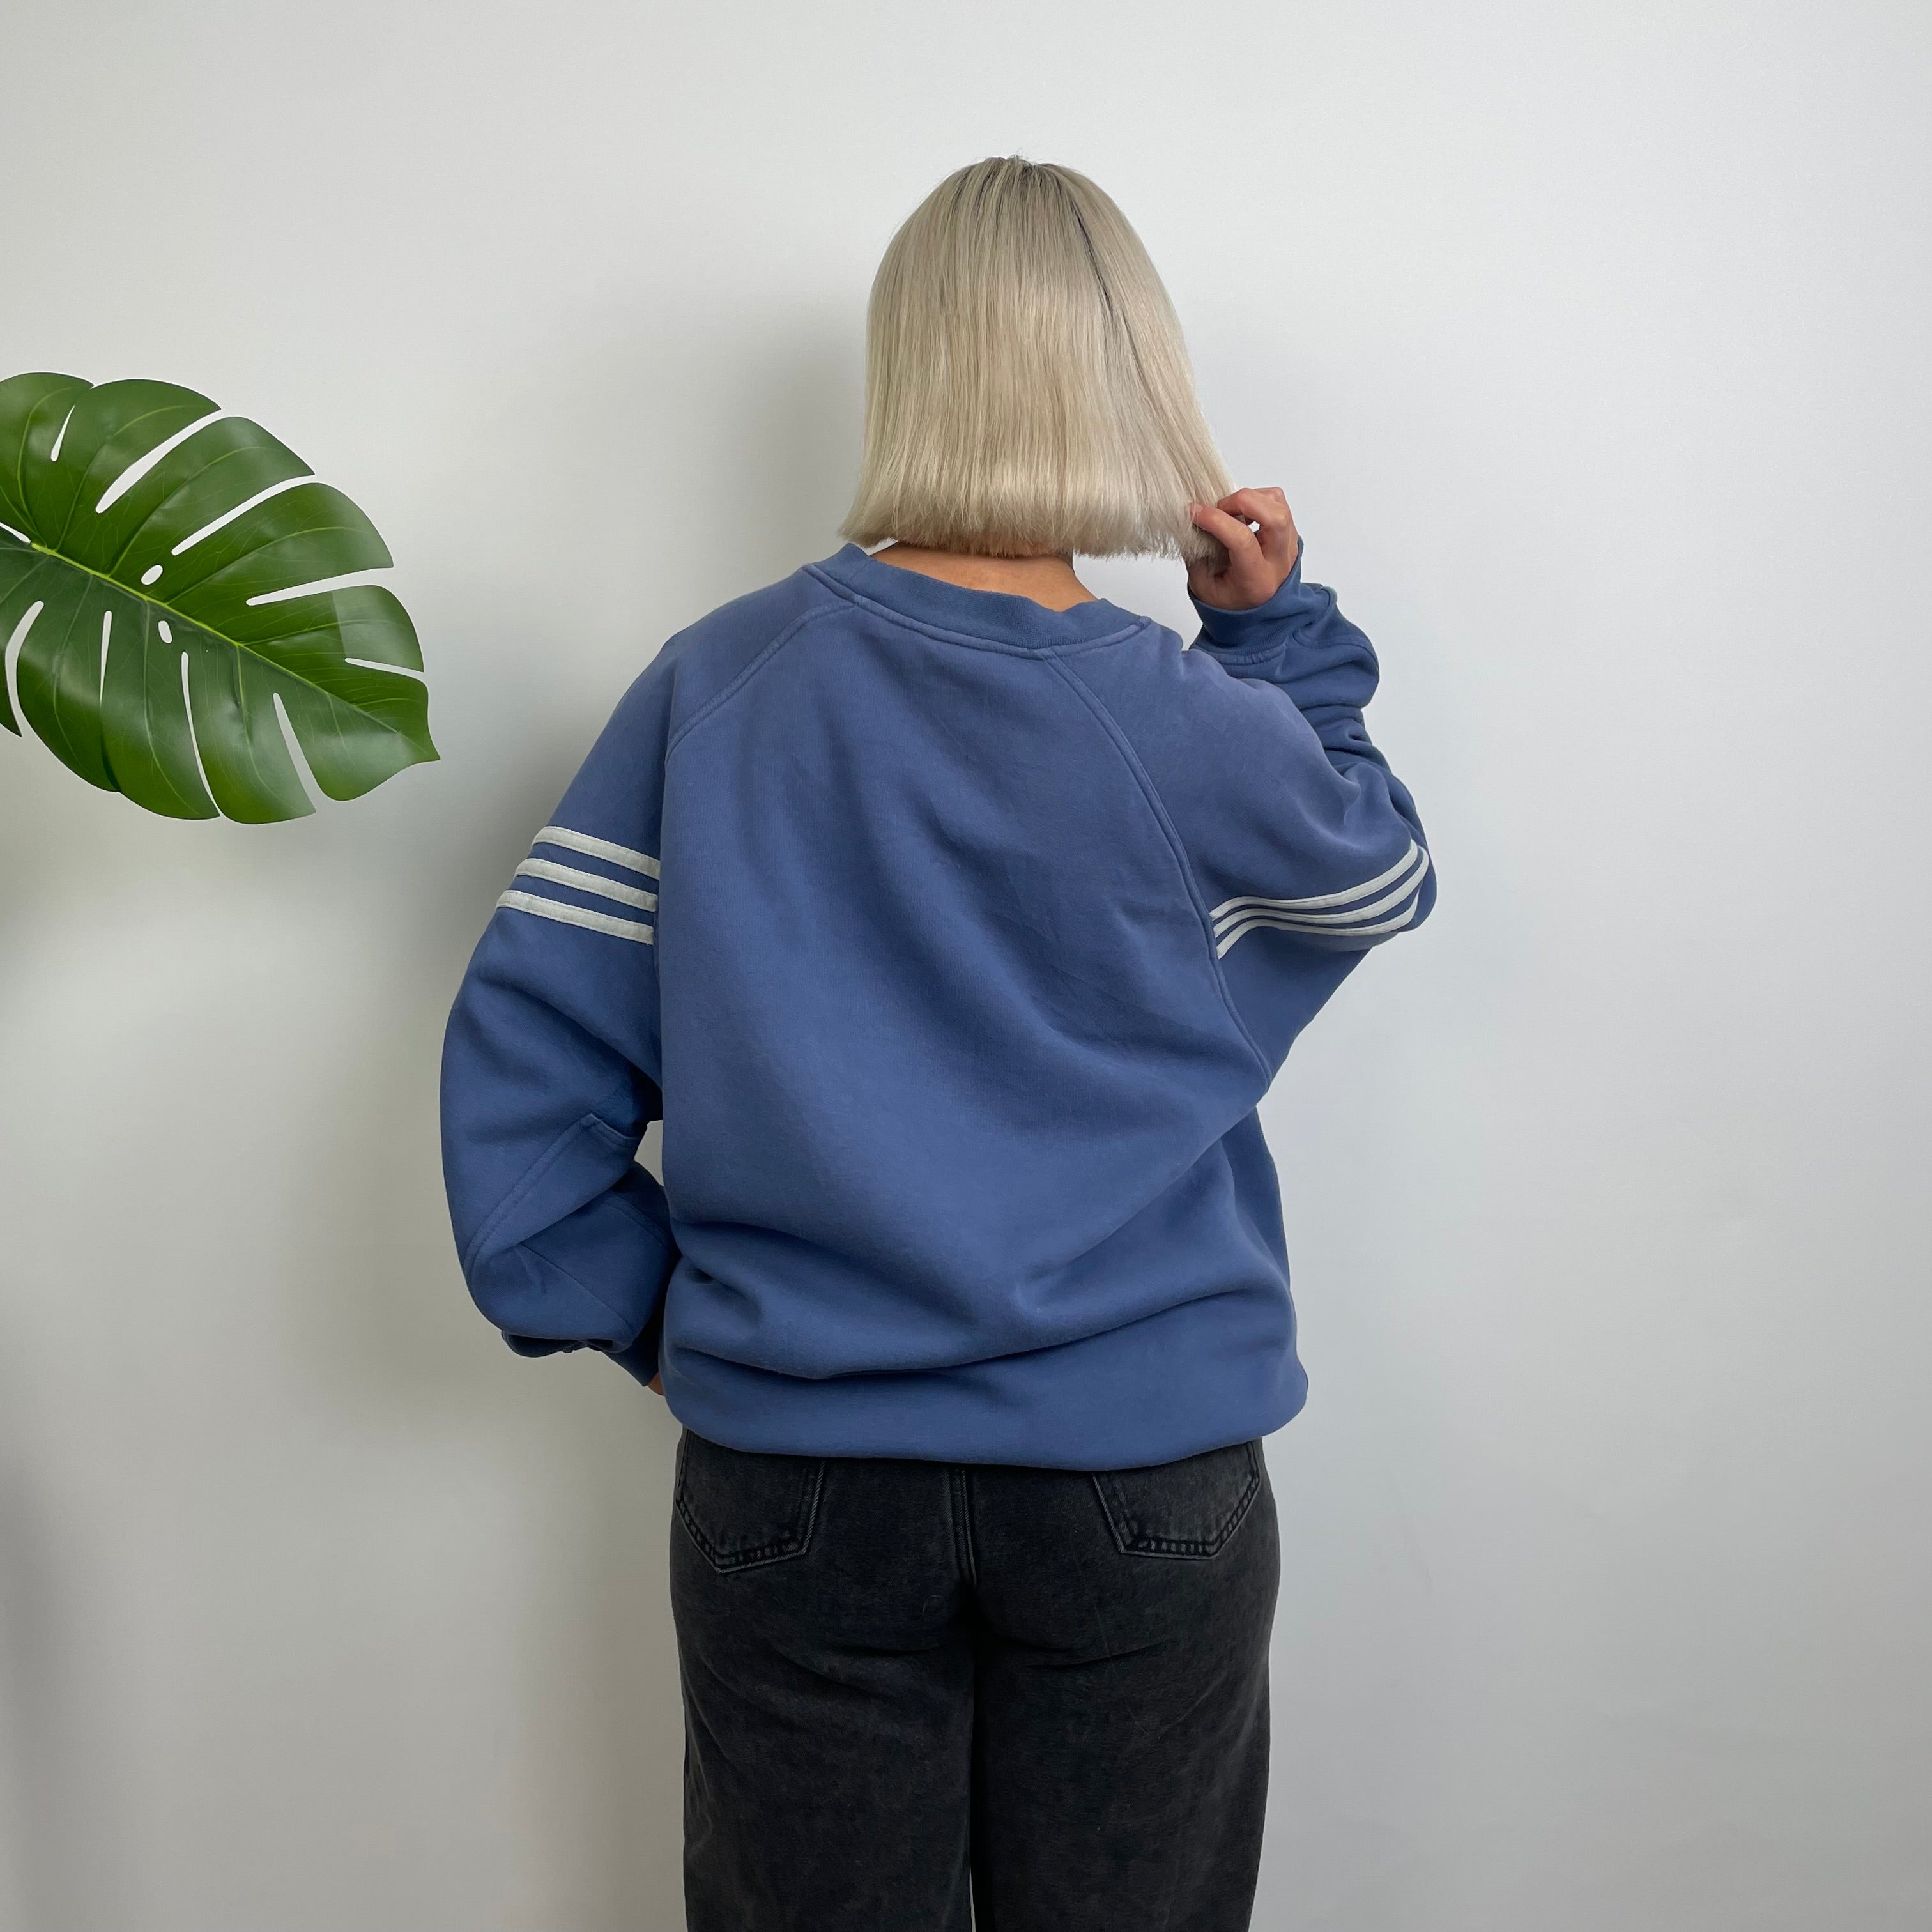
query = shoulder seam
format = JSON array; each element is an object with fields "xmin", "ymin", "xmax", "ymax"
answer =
[
  {"xmin": 664, "ymin": 601, "xmax": 841, "ymax": 762},
  {"xmin": 1045, "ymin": 655, "xmax": 1273, "ymax": 1085}
]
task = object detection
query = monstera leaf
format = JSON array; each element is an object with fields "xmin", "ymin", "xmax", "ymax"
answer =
[{"xmin": 0, "ymin": 372, "xmax": 434, "ymax": 821}]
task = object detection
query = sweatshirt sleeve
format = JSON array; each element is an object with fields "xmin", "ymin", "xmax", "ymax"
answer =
[
  {"xmin": 438, "ymin": 671, "xmax": 676, "ymax": 1386},
  {"xmin": 1087, "ymin": 540, "xmax": 1434, "ymax": 1071}
]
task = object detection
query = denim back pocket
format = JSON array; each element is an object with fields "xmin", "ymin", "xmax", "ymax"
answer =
[
  {"xmin": 1092, "ymin": 1440, "xmax": 1264, "ymax": 1559},
  {"xmin": 675, "ymin": 1429, "xmax": 826, "ymax": 1574}
]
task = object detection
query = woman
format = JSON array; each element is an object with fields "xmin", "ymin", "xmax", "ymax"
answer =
[{"xmin": 441, "ymin": 157, "xmax": 1432, "ymax": 1931}]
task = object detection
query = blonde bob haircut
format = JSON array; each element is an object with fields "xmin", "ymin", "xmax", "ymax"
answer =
[{"xmin": 840, "ymin": 157, "xmax": 1232, "ymax": 564}]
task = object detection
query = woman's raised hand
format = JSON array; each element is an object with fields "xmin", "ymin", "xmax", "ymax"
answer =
[{"xmin": 1186, "ymin": 489, "xmax": 1300, "ymax": 611}]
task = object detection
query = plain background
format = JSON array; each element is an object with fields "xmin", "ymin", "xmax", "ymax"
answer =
[{"xmin": 2, "ymin": 2, "xmax": 1928, "ymax": 1927}]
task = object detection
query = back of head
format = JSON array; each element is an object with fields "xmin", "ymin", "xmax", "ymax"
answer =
[{"xmin": 841, "ymin": 157, "xmax": 1231, "ymax": 564}]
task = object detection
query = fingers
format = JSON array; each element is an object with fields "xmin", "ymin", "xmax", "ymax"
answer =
[
  {"xmin": 1187, "ymin": 487, "xmax": 1298, "ymax": 611},
  {"xmin": 1220, "ymin": 486, "xmax": 1290, "ymax": 530},
  {"xmin": 1189, "ymin": 500, "xmax": 1262, "ymax": 560},
  {"xmin": 1216, "ymin": 488, "xmax": 1296, "ymax": 565}
]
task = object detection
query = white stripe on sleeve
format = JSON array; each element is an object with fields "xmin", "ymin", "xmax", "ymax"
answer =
[
  {"xmin": 1216, "ymin": 898, "xmax": 1420, "ymax": 958},
  {"xmin": 1213, "ymin": 848, "xmax": 1429, "ymax": 939},
  {"xmin": 496, "ymin": 890, "xmax": 656, "ymax": 944},
  {"xmin": 532, "ymin": 824, "xmax": 661, "ymax": 879},
  {"xmin": 1210, "ymin": 841, "xmax": 1422, "ymax": 921},
  {"xmin": 513, "ymin": 856, "xmax": 658, "ymax": 911}
]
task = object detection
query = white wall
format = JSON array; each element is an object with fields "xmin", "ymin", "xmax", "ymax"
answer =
[{"xmin": 2, "ymin": 3, "xmax": 1927, "ymax": 1927}]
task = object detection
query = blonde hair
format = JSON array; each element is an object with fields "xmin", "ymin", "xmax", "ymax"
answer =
[{"xmin": 839, "ymin": 157, "xmax": 1231, "ymax": 563}]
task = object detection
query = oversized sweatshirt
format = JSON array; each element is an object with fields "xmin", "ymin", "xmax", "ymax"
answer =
[{"xmin": 439, "ymin": 540, "xmax": 1433, "ymax": 1469}]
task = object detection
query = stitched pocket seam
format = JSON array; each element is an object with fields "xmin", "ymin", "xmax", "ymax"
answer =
[
  {"xmin": 1092, "ymin": 1443, "xmax": 1262, "ymax": 1560},
  {"xmin": 675, "ymin": 1453, "xmax": 826, "ymax": 1575}
]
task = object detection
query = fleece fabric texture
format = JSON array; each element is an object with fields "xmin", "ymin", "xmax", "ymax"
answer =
[{"xmin": 439, "ymin": 541, "xmax": 1432, "ymax": 1469}]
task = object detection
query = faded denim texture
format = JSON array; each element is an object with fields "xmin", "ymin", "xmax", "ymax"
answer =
[{"xmin": 670, "ymin": 1428, "xmax": 1280, "ymax": 1931}]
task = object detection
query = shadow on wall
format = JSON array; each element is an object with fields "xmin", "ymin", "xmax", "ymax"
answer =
[{"xmin": 0, "ymin": 320, "xmax": 864, "ymax": 1932}]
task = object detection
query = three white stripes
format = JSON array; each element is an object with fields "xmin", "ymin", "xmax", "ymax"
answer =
[
  {"xmin": 494, "ymin": 822, "xmax": 1424, "ymax": 960},
  {"xmin": 1212, "ymin": 842, "xmax": 1429, "ymax": 957},
  {"xmin": 496, "ymin": 824, "xmax": 659, "ymax": 945}
]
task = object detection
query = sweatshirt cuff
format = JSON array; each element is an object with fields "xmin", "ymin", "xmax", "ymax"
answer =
[
  {"xmin": 503, "ymin": 1332, "xmax": 581, "ymax": 1358},
  {"xmin": 499, "ymin": 1321, "xmax": 661, "ymax": 1386},
  {"xmin": 1190, "ymin": 538, "xmax": 1317, "ymax": 651},
  {"xmin": 601, "ymin": 1310, "xmax": 663, "ymax": 1389}
]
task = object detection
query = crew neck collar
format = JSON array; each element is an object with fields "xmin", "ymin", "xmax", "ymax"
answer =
[{"xmin": 808, "ymin": 544, "xmax": 1147, "ymax": 653}]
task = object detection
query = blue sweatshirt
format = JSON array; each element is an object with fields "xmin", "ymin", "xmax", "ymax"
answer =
[{"xmin": 439, "ymin": 540, "xmax": 1432, "ymax": 1470}]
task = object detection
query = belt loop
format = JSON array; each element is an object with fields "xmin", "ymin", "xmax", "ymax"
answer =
[{"xmin": 949, "ymin": 1466, "xmax": 979, "ymax": 1587}]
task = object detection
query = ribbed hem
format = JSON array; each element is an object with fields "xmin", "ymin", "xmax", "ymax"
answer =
[{"xmin": 654, "ymin": 1295, "xmax": 1308, "ymax": 1471}]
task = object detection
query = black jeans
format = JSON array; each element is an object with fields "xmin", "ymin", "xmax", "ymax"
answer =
[{"xmin": 668, "ymin": 1429, "xmax": 1280, "ymax": 1931}]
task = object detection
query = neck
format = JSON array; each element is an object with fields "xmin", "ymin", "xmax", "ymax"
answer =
[{"xmin": 870, "ymin": 542, "xmax": 1096, "ymax": 613}]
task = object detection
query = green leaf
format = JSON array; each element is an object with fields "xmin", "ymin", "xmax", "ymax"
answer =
[{"xmin": 0, "ymin": 372, "xmax": 436, "ymax": 822}]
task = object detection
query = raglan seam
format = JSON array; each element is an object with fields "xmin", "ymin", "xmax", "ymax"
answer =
[
  {"xmin": 1044, "ymin": 654, "xmax": 1273, "ymax": 1086},
  {"xmin": 1055, "ymin": 622, "xmax": 1160, "ymax": 659},
  {"xmin": 666, "ymin": 601, "xmax": 842, "ymax": 762}
]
